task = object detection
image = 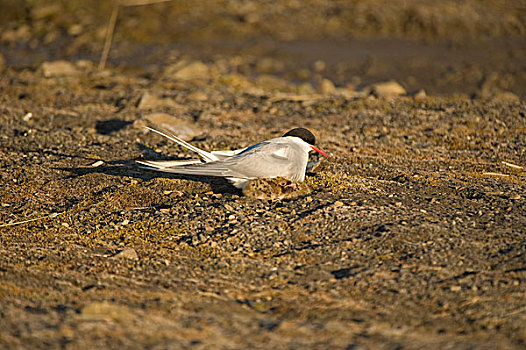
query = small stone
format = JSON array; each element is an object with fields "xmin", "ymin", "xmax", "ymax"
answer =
[
  {"xmin": 450, "ymin": 285, "xmax": 461, "ymax": 292},
  {"xmin": 142, "ymin": 113, "xmax": 198, "ymax": 141},
  {"xmin": 90, "ymin": 160, "xmax": 104, "ymax": 167},
  {"xmin": 335, "ymin": 87, "xmax": 362, "ymax": 98},
  {"xmin": 22, "ymin": 112, "xmax": 33, "ymax": 122},
  {"xmin": 68, "ymin": 24, "xmax": 83, "ymax": 36},
  {"xmin": 255, "ymin": 57, "xmax": 284, "ymax": 74},
  {"xmin": 1, "ymin": 25, "xmax": 31, "ymax": 43},
  {"xmin": 59, "ymin": 326, "xmax": 74, "ymax": 339},
  {"xmin": 186, "ymin": 91, "xmax": 208, "ymax": 101},
  {"xmin": 75, "ymin": 60, "xmax": 95, "ymax": 70},
  {"xmin": 297, "ymin": 82, "xmax": 316, "ymax": 94},
  {"xmin": 491, "ymin": 91, "xmax": 520, "ymax": 103},
  {"xmin": 413, "ymin": 89, "xmax": 427, "ymax": 99},
  {"xmin": 312, "ymin": 60, "xmax": 326, "ymax": 72},
  {"xmin": 168, "ymin": 60, "xmax": 210, "ymax": 80},
  {"xmin": 41, "ymin": 60, "xmax": 78, "ymax": 78},
  {"xmin": 256, "ymin": 75, "xmax": 295, "ymax": 92},
  {"xmin": 219, "ymin": 73, "xmax": 254, "ymax": 90},
  {"xmin": 80, "ymin": 302, "xmax": 134, "ymax": 323},
  {"xmin": 137, "ymin": 92, "xmax": 183, "ymax": 110},
  {"xmin": 368, "ymin": 80, "xmax": 406, "ymax": 97},
  {"xmin": 31, "ymin": 3, "xmax": 62, "ymax": 20},
  {"xmin": 112, "ymin": 247, "xmax": 138, "ymax": 260},
  {"xmin": 319, "ymin": 79, "xmax": 336, "ymax": 95}
]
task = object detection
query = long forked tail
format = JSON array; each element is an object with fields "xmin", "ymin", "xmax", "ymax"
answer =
[{"xmin": 144, "ymin": 126, "xmax": 220, "ymax": 163}]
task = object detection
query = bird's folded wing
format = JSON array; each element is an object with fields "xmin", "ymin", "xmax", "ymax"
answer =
[
  {"xmin": 211, "ymin": 148, "xmax": 246, "ymax": 159},
  {"xmin": 222, "ymin": 141, "xmax": 301, "ymax": 179},
  {"xmin": 151, "ymin": 161, "xmax": 252, "ymax": 179}
]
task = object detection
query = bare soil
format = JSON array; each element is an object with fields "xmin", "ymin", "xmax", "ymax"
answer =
[{"xmin": 0, "ymin": 1, "xmax": 525, "ymax": 349}]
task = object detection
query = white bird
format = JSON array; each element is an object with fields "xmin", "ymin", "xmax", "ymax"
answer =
[{"xmin": 137, "ymin": 127, "xmax": 328, "ymax": 189}]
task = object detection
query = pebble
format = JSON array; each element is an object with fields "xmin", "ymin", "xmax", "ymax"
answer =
[
  {"xmin": 367, "ymin": 80, "xmax": 406, "ymax": 97},
  {"xmin": 67, "ymin": 24, "xmax": 83, "ymax": 36},
  {"xmin": 31, "ymin": 3, "xmax": 61, "ymax": 20},
  {"xmin": 413, "ymin": 89, "xmax": 427, "ymax": 99},
  {"xmin": 255, "ymin": 57, "xmax": 285, "ymax": 74},
  {"xmin": 256, "ymin": 75, "xmax": 294, "ymax": 92},
  {"xmin": 168, "ymin": 60, "xmax": 210, "ymax": 80},
  {"xmin": 141, "ymin": 112, "xmax": 198, "ymax": 140},
  {"xmin": 137, "ymin": 93, "xmax": 183, "ymax": 110},
  {"xmin": 111, "ymin": 247, "xmax": 138, "ymax": 260},
  {"xmin": 41, "ymin": 60, "xmax": 79, "ymax": 78},
  {"xmin": 312, "ymin": 60, "xmax": 326, "ymax": 72},
  {"xmin": 1, "ymin": 25, "xmax": 31, "ymax": 43},
  {"xmin": 490, "ymin": 91, "xmax": 520, "ymax": 103},
  {"xmin": 186, "ymin": 91, "xmax": 208, "ymax": 101},
  {"xmin": 297, "ymin": 82, "xmax": 316, "ymax": 94},
  {"xmin": 80, "ymin": 302, "xmax": 134, "ymax": 322},
  {"xmin": 319, "ymin": 78, "xmax": 336, "ymax": 95},
  {"xmin": 219, "ymin": 73, "xmax": 254, "ymax": 90}
]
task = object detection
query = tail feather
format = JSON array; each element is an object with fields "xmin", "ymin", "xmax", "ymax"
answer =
[
  {"xmin": 144, "ymin": 127, "xmax": 219, "ymax": 163},
  {"xmin": 136, "ymin": 159, "xmax": 202, "ymax": 169}
]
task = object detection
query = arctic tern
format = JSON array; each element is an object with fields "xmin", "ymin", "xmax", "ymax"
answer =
[{"xmin": 137, "ymin": 127, "xmax": 328, "ymax": 189}]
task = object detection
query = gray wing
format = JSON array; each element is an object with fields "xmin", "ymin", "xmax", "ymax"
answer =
[{"xmin": 156, "ymin": 140, "xmax": 308, "ymax": 181}]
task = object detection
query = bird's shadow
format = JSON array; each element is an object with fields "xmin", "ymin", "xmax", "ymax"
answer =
[{"xmin": 57, "ymin": 144, "xmax": 242, "ymax": 195}]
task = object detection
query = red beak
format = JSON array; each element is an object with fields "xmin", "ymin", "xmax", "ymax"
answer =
[{"xmin": 310, "ymin": 145, "xmax": 329, "ymax": 158}]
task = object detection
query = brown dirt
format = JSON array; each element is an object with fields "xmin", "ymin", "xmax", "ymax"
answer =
[{"xmin": 0, "ymin": 1, "xmax": 525, "ymax": 349}]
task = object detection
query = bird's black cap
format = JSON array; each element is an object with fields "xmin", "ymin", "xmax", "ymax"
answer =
[{"xmin": 283, "ymin": 128, "xmax": 316, "ymax": 145}]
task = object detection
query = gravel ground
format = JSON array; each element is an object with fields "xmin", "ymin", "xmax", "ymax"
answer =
[
  {"xmin": 1, "ymin": 1, "xmax": 525, "ymax": 349},
  {"xmin": 1, "ymin": 62, "xmax": 525, "ymax": 349}
]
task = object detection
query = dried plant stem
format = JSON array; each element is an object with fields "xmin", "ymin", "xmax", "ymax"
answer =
[
  {"xmin": 119, "ymin": 0, "xmax": 173, "ymax": 6},
  {"xmin": 98, "ymin": 6, "xmax": 119, "ymax": 70},
  {"xmin": 98, "ymin": 0, "xmax": 173, "ymax": 70},
  {"xmin": 0, "ymin": 213, "xmax": 61, "ymax": 228}
]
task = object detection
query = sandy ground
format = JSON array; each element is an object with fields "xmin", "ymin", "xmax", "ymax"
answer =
[{"xmin": 1, "ymin": 1, "xmax": 525, "ymax": 349}]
